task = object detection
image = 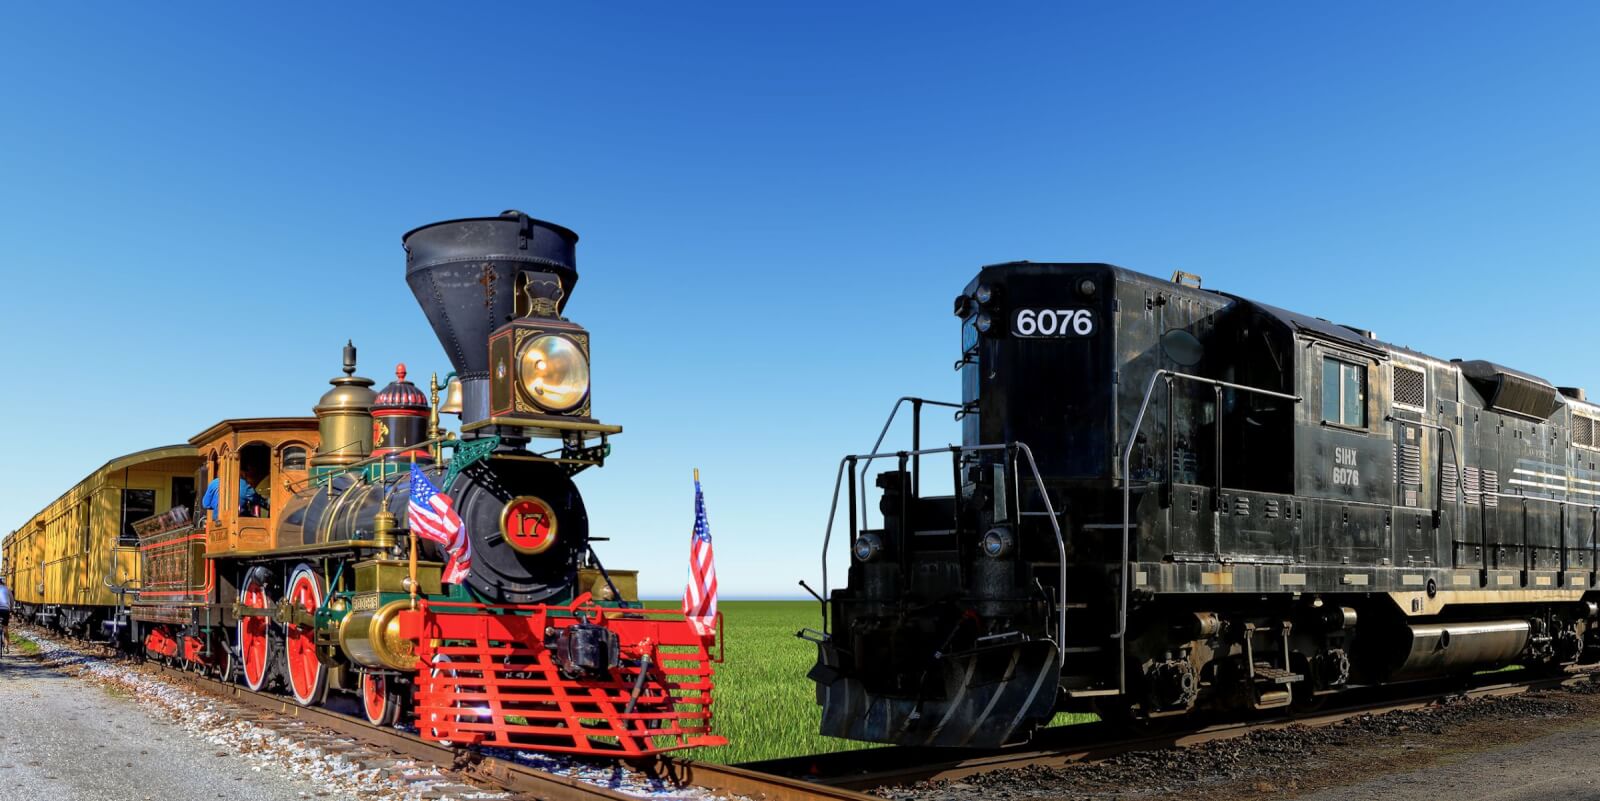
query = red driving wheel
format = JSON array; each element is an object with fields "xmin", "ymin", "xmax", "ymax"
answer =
[
  {"xmin": 237, "ymin": 572, "xmax": 272, "ymax": 691},
  {"xmin": 282, "ymin": 563, "xmax": 328, "ymax": 707}
]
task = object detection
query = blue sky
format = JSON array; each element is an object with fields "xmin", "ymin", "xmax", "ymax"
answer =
[{"xmin": 2, "ymin": 4, "xmax": 1597, "ymax": 598}]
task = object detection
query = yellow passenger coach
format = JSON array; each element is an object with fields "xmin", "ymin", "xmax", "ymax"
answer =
[{"xmin": 2, "ymin": 445, "xmax": 201, "ymax": 633}]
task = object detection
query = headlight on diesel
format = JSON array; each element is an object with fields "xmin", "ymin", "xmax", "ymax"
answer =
[
  {"xmin": 519, "ymin": 334, "xmax": 590, "ymax": 412},
  {"xmin": 852, "ymin": 532, "xmax": 884, "ymax": 563},
  {"xmin": 981, "ymin": 527, "xmax": 1014, "ymax": 558}
]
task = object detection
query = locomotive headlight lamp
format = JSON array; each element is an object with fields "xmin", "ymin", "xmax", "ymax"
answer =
[
  {"xmin": 975, "ymin": 312, "xmax": 994, "ymax": 333},
  {"xmin": 852, "ymin": 532, "xmax": 884, "ymax": 563},
  {"xmin": 981, "ymin": 527, "xmax": 1015, "ymax": 558},
  {"xmin": 518, "ymin": 334, "xmax": 590, "ymax": 412},
  {"xmin": 975, "ymin": 283, "xmax": 994, "ymax": 304}
]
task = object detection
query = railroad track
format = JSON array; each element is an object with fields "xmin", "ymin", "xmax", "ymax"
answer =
[
  {"xmin": 169, "ymin": 666, "xmax": 873, "ymax": 801},
  {"xmin": 22, "ymin": 624, "xmax": 1598, "ymax": 799},
  {"xmin": 15, "ymin": 626, "xmax": 873, "ymax": 801},
  {"xmin": 742, "ymin": 668, "xmax": 1599, "ymax": 790}
]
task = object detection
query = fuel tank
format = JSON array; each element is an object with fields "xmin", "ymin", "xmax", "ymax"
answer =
[{"xmin": 1387, "ymin": 619, "xmax": 1530, "ymax": 680}]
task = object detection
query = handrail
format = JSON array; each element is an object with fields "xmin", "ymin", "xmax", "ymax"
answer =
[
  {"xmin": 855, "ymin": 397, "xmax": 963, "ymax": 531},
  {"xmin": 295, "ymin": 434, "xmax": 463, "ymax": 492},
  {"xmin": 818, "ymin": 397, "xmax": 960, "ymax": 636},
  {"xmin": 1407, "ymin": 417, "xmax": 1468, "ymax": 529},
  {"xmin": 1119, "ymin": 370, "xmax": 1300, "ymax": 693},
  {"xmin": 821, "ymin": 441, "xmax": 1069, "ymax": 658}
]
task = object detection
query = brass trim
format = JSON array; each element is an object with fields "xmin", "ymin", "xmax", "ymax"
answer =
[
  {"xmin": 499, "ymin": 496, "xmax": 559, "ymax": 555},
  {"xmin": 207, "ymin": 539, "xmax": 385, "ymax": 560},
  {"xmin": 354, "ymin": 559, "xmax": 441, "ymax": 595},
  {"xmin": 335, "ymin": 599, "xmax": 416, "ymax": 671},
  {"xmin": 462, "ymin": 417, "xmax": 622, "ymax": 435},
  {"xmin": 372, "ymin": 510, "xmax": 397, "ymax": 551}
]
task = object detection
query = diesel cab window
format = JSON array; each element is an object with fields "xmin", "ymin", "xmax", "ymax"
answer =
[{"xmin": 1322, "ymin": 357, "xmax": 1367, "ymax": 428}]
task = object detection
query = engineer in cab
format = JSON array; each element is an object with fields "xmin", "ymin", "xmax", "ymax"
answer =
[{"xmin": 201, "ymin": 465, "xmax": 270, "ymax": 522}]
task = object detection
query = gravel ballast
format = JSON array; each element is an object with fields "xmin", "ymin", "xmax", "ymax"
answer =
[
  {"xmin": 874, "ymin": 683, "xmax": 1600, "ymax": 801},
  {"xmin": 3, "ymin": 629, "xmax": 733, "ymax": 801},
  {"xmin": 0, "ymin": 641, "xmax": 354, "ymax": 801},
  {"xmin": 2, "ymin": 631, "xmax": 501, "ymax": 801}
]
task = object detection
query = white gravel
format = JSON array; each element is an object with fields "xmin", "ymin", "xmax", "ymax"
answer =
[
  {"xmin": 8, "ymin": 630, "xmax": 497, "ymax": 801},
  {"xmin": 8, "ymin": 629, "xmax": 738, "ymax": 801}
]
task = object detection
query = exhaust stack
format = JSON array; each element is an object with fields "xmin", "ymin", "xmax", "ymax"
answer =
[{"xmin": 402, "ymin": 210, "xmax": 579, "ymax": 433}]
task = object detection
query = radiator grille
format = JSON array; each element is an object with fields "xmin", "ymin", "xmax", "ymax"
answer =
[
  {"xmin": 1576, "ymin": 415, "xmax": 1596, "ymax": 449},
  {"xmin": 1393, "ymin": 365, "xmax": 1427, "ymax": 408}
]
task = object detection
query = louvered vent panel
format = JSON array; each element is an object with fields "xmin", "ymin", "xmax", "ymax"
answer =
[
  {"xmin": 1483, "ymin": 469, "xmax": 1500, "ymax": 507},
  {"xmin": 1264, "ymin": 499, "xmax": 1281, "ymax": 519},
  {"xmin": 1394, "ymin": 366, "xmax": 1427, "ymax": 408},
  {"xmin": 1576, "ymin": 416, "xmax": 1595, "ymax": 448},
  {"xmin": 1442, "ymin": 463, "xmax": 1459, "ymax": 502},
  {"xmin": 1464, "ymin": 466, "xmax": 1481, "ymax": 506},
  {"xmin": 1399, "ymin": 444, "xmax": 1422, "ymax": 485},
  {"xmin": 1233, "ymin": 496, "xmax": 1251, "ymax": 516}
]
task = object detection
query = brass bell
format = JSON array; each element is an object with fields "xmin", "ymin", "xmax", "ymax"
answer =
[{"xmin": 439, "ymin": 376, "xmax": 464, "ymax": 415}]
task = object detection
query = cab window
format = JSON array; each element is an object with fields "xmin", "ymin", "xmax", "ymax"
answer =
[{"xmin": 1322, "ymin": 357, "xmax": 1367, "ymax": 428}]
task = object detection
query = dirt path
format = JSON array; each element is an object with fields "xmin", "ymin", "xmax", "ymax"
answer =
[{"xmin": 0, "ymin": 644, "xmax": 334, "ymax": 801}]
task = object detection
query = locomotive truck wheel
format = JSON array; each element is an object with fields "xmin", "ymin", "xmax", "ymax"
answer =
[
  {"xmin": 283, "ymin": 563, "xmax": 329, "ymax": 707},
  {"xmin": 425, "ymin": 654, "xmax": 483, "ymax": 746},
  {"xmin": 361, "ymin": 671, "xmax": 401, "ymax": 727},
  {"xmin": 238, "ymin": 571, "xmax": 274, "ymax": 692},
  {"xmin": 217, "ymin": 639, "xmax": 237, "ymax": 684}
]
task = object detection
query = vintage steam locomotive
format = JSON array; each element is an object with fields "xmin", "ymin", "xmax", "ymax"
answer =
[
  {"xmin": 809, "ymin": 262, "xmax": 1600, "ymax": 747},
  {"xmin": 2, "ymin": 212, "xmax": 721, "ymax": 756}
]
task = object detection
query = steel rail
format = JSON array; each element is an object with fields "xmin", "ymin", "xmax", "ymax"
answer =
[
  {"xmin": 168, "ymin": 665, "xmax": 878, "ymax": 801},
  {"xmin": 27, "ymin": 627, "xmax": 875, "ymax": 801},
  {"xmin": 743, "ymin": 668, "xmax": 1597, "ymax": 790},
  {"xmin": 147, "ymin": 663, "xmax": 639, "ymax": 801},
  {"xmin": 630, "ymin": 758, "xmax": 882, "ymax": 801}
]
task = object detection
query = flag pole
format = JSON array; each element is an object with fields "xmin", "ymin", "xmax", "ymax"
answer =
[
  {"xmin": 409, "ymin": 455, "xmax": 419, "ymax": 611},
  {"xmin": 694, "ymin": 468, "xmax": 699, "ymax": 483}
]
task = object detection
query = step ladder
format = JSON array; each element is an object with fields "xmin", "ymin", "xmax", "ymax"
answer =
[{"xmin": 1246, "ymin": 622, "xmax": 1303, "ymax": 709}]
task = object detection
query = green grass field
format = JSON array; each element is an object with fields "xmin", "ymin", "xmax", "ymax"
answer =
[
  {"xmin": 667, "ymin": 600, "xmax": 875, "ymax": 764},
  {"xmin": 6, "ymin": 632, "xmax": 38, "ymax": 655},
  {"xmin": 665, "ymin": 600, "xmax": 1092, "ymax": 764}
]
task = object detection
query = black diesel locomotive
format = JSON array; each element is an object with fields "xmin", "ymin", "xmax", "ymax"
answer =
[{"xmin": 808, "ymin": 263, "xmax": 1600, "ymax": 747}]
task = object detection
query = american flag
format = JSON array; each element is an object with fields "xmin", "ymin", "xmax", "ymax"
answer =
[
  {"xmin": 408, "ymin": 464, "xmax": 471, "ymax": 584},
  {"xmin": 682, "ymin": 477, "xmax": 717, "ymax": 638}
]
